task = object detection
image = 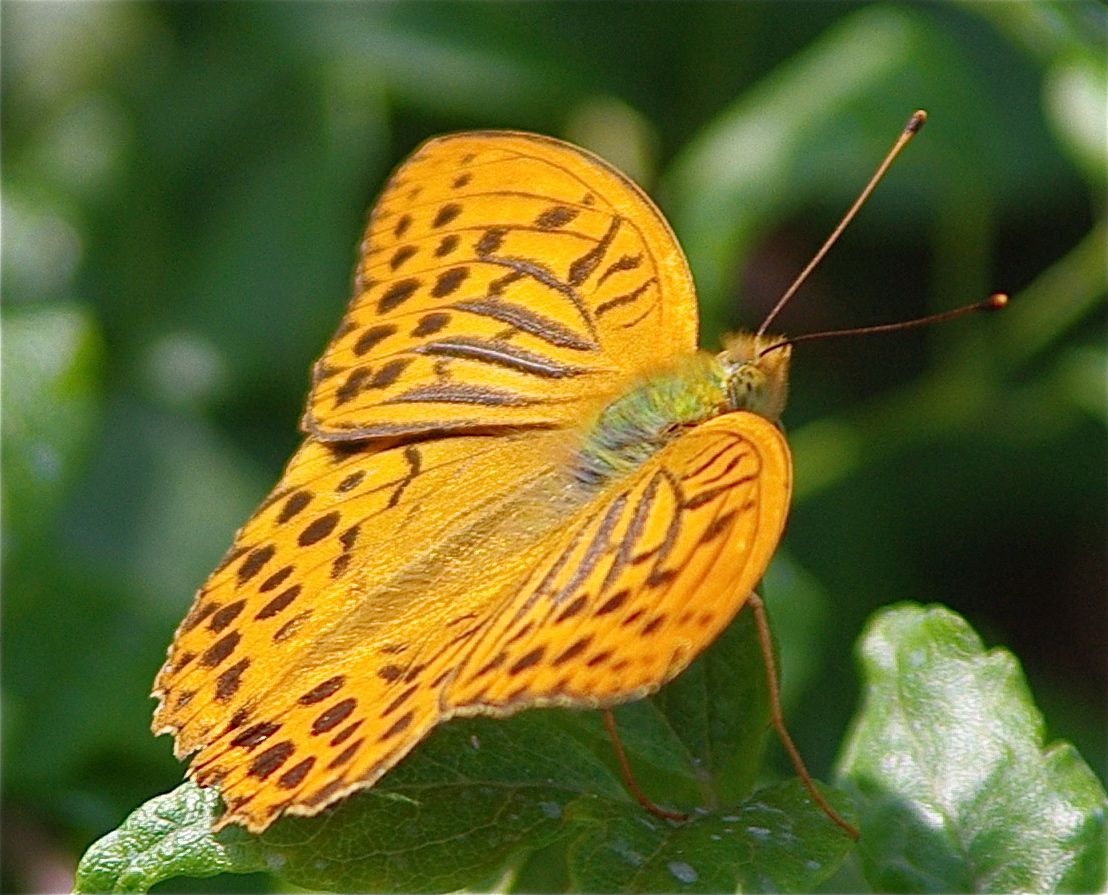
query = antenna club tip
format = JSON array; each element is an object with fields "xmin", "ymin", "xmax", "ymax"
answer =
[
  {"xmin": 987, "ymin": 292, "xmax": 1009, "ymax": 309},
  {"xmin": 906, "ymin": 110, "xmax": 928, "ymax": 133}
]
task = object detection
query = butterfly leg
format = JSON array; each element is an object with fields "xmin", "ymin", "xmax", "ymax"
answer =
[
  {"xmin": 747, "ymin": 591, "xmax": 859, "ymax": 840},
  {"xmin": 601, "ymin": 708, "xmax": 688, "ymax": 823}
]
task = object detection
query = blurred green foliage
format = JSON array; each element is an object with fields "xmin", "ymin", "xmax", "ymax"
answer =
[{"xmin": 2, "ymin": 3, "xmax": 1104, "ymax": 892}]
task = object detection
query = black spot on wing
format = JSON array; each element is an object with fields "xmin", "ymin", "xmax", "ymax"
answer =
[
  {"xmin": 535, "ymin": 205, "xmax": 579, "ymax": 229},
  {"xmin": 432, "ymin": 204, "xmax": 462, "ymax": 228},
  {"xmin": 432, "ymin": 267, "xmax": 469, "ymax": 298},
  {"xmin": 412, "ymin": 313, "xmax": 450, "ymax": 337},
  {"xmin": 377, "ymin": 279, "xmax": 420, "ymax": 314},
  {"xmin": 353, "ymin": 324, "xmax": 398, "ymax": 357}
]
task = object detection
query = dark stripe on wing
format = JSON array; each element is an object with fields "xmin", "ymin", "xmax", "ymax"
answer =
[
  {"xmin": 548, "ymin": 493, "xmax": 628, "ymax": 607},
  {"xmin": 596, "ymin": 277, "xmax": 656, "ymax": 317},
  {"xmin": 599, "ymin": 473, "xmax": 659, "ymax": 595},
  {"xmin": 485, "ymin": 256, "xmax": 597, "ymax": 339},
  {"xmin": 383, "ymin": 383, "xmax": 544, "ymax": 407},
  {"xmin": 568, "ymin": 217, "xmax": 620, "ymax": 287},
  {"xmin": 632, "ymin": 470, "xmax": 684, "ymax": 572},
  {"xmin": 597, "ymin": 253, "xmax": 643, "ymax": 286},
  {"xmin": 683, "ymin": 475, "xmax": 756, "ymax": 511},
  {"xmin": 414, "ymin": 337, "xmax": 592, "ymax": 380},
  {"xmin": 682, "ymin": 441, "xmax": 736, "ymax": 481},
  {"xmin": 508, "ymin": 512, "xmax": 595, "ymax": 626},
  {"xmin": 694, "ymin": 448, "xmax": 752, "ymax": 487},
  {"xmin": 453, "ymin": 298, "xmax": 597, "ymax": 351}
]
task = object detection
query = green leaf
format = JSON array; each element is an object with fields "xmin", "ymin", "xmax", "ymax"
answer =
[
  {"xmin": 838, "ymin": 603, "xmax": 1108, "ymax": 893},
  {"xmin": 74, "ymin": 783, "xmax": 267, "ymax": 894},
  {"xmin": 261, "ymin": 711, "xmax": 621, "ymax": 893},
  {"xmin": 76, "ymin": 711, "xmax": 609, "ymax": 894},
  {"xmin": 77, "ymin": 766, "xmax": 853, "ymax": 895},
  {"xmin": 564, "ymin": 779, "xmax": 854, "ymax": 893},
  {"xmin": 76, "ymin": 603, "xmax": 855, "ymax": 892}
]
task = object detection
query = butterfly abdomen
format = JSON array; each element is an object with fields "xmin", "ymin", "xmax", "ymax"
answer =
[{"xmin": 573, "ymin": 354, "xmax": 730, "ymax": 486}]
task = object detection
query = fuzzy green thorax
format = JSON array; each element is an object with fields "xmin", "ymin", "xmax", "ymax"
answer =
[{"xmin": 573, "ymin": 332, "xmax": 791, "ymax": 485}]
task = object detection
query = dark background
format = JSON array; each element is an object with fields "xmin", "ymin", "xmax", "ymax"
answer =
[{"xmin": 3, "ymin": 3, "xmax": 1104, "ymax": 891}]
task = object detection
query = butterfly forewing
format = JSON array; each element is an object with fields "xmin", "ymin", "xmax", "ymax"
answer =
[{"xmin": 306, "ymin": 132, "xmax": 700, "ymax": 440}]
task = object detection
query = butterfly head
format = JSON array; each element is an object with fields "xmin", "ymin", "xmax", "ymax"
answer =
[{"xmin": 717, "ymin": 332, "xmax": 791, "ymax": 423}]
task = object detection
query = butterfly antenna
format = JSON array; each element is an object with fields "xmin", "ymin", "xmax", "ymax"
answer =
[
  {"xmin": 757, "ymin": 292, "xmax": 1008, "ymax": 359},
  {"xmin": 601, "ymin": 709, "xmax": 689, "ymax": 823},
  {"xmin": 756, "ymin": 110, "xmax": 928, "ymax": 339},
  {"xmin": 747, "ymin": 593, "xmax": 860, "ymax": 840}
]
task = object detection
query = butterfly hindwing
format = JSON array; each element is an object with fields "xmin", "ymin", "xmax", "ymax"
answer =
[{"xmin": 446, "ymin": 412, "xmax": 791, "ymax": 714}]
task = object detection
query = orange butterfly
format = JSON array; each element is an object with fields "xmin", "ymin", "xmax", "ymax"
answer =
[{"xmin": 153, "ymin": 120, "xmax": 998, "ymax": 835}]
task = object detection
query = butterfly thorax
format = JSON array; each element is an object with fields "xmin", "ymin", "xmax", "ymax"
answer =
[{"xmin": 573, "ymin": 333, "xmax": 791, "ymax": 486}]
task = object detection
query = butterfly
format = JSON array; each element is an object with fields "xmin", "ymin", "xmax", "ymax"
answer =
[{"xmin": 151, "ymin": 129, "xmax": 852, "ymax": 834}]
